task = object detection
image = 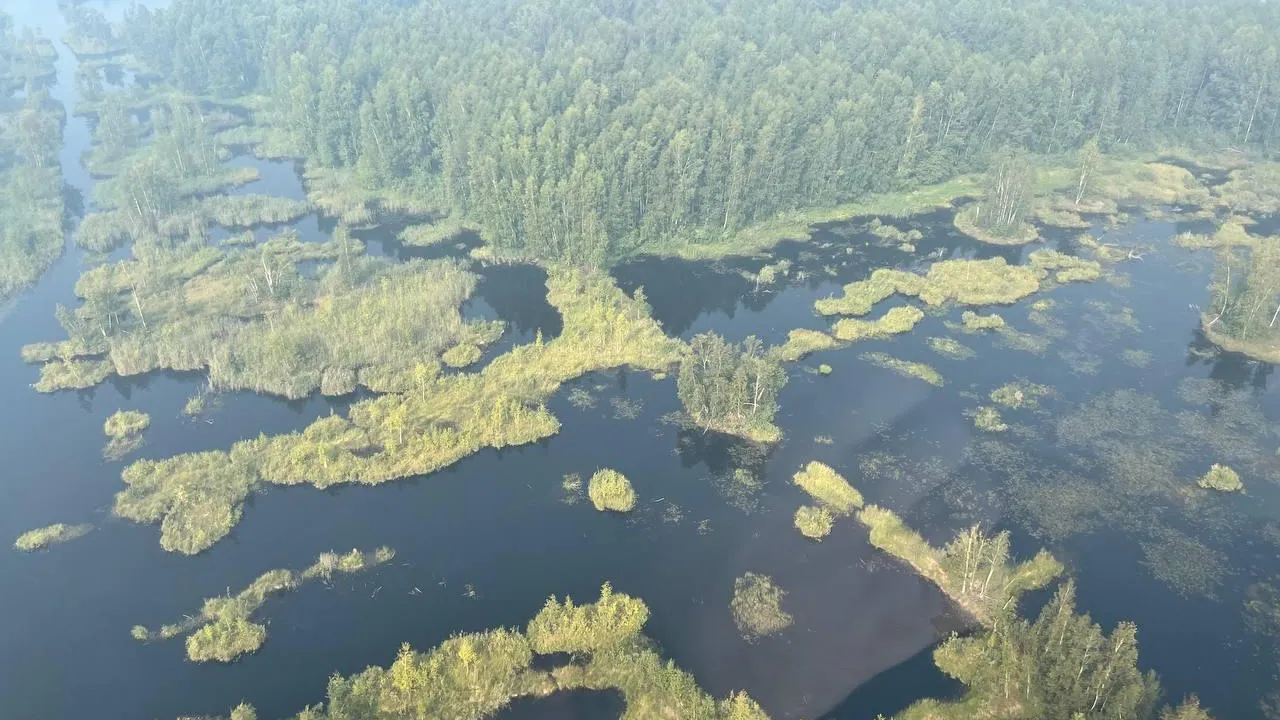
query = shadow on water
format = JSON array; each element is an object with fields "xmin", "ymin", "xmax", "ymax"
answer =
[
  {"xmin": 497, "ymin": 689, "xmax": 625, "ymax": 720},
  {"xmin": 820, "ymin": 641, "xmax": 961, "ymax": 720}
]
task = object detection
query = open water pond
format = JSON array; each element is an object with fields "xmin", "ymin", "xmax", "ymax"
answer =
[{"xmin": 2, "ymin": 3, "xmax": 1279, "ymax": 719}]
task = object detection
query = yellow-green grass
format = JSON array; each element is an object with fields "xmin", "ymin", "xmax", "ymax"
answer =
[
  {"xmin": 927, "ymin": 337, "xmax": 975, "ymax": 360},
  {"xmin": 972, "ymin": 406, "xmax": 1008, "ymax": 433},
  {"xmin": 14, "ymin": 523, "xmax": 92, "ymax": 551},
  {"xmin": 442, "ymin": 343, "xmax": 483, "ymax": 368},
  {"xmin": 960, "ymin": 311, "xmax": 1006, "ymax": 332},
  {"xmin": 399, "ymin": 218, "xmax": 478, "ymax": 247},
  {"xmin": 792, "ymin": 461, "xmax": 863, "ymax": 514},
  {"xmin": 587, "ymin": 468, "xmax": 637, "ymax": 512},
  {"xmin": 815, "ymin": 257, "xmax": 1044, "ymax": 317}
]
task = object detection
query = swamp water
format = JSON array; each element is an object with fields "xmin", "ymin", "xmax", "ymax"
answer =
[{"xmin": 1, "ymin": 3, "xmax": 1278, "ymax": 719}]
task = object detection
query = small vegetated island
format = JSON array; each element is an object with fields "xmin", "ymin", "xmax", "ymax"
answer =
[{"xmin": 7, "ymin": 0, "xmax": 1280, "ymax": 717}]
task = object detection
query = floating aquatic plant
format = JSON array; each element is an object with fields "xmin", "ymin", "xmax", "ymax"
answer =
[{"xmin": 731, "ymin": 573, "xmax": 792, "ymax": 640}]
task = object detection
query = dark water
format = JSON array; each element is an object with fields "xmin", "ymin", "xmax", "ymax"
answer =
[{"xmin": 1, "ymin": 3, "xmax": 1278, "ymax": 720}]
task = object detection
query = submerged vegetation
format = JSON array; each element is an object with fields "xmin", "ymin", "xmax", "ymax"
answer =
[
  {"xmin": 860, "ymin": 352, "xmax": 944, "ymax": 387},
  {"xmin": 730, "ymin": 573, "xmax": 793, "ymax": 641},
  {"xmin": 587, "ymin": 469, "xmax": 637, "ymax": 513},
  {"xmin": 13, "ymin": 523, "xmax": 92, "ymax": 552},
  {"xmin": 134, "ymin": 547, "xmax": 394, "ymax": 662}
]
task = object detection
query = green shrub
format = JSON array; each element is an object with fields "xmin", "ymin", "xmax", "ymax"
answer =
[
  {"xmin": 185, "ymin": 617, "xmax": 267, "ymax": 663},
  {"xmin": 588, "ymin": 469, "xmax": 637, "ymax": 512},
  {"xmin": 1198, "ymin": 464, "xmax": 1243, "ymax": 492},
  {"xmin": 960, "ymin": 311, "xmax": 1006, "ymax": 331},
  {"xmin": 794, "ymin": 505, "xmax": 834, "ymax": 539},
  {"xmin": 526, "ymin": 582, "xmax": 649, "ymax": 653}
]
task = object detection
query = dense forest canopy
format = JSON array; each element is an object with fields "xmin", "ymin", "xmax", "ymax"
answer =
[{"xmin": 117, "ymin": 0, "xmax": 1280, "ymax": 264}]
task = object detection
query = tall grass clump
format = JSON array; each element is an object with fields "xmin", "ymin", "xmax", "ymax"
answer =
[
  {"xmin": 104, "ymin": 410, "xmax": 151, "ymax": 438},
  {"xmin": 14, "ymin": 523, "xmax": 92, "ymax": 551},
  {"xmin": 588, "ymin": 469, "xmax": 637, "ymax": 512},
  {"xmin": 792, "ymin": 461, "xmax": 863, "ymax": 514}
]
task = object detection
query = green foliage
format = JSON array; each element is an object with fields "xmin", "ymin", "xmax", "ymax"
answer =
[
  {"xmin": 678, "ymin": 333, "xmax": 786, "ymax": 442},
  {"xmin": 860, "ymin": 352, "xmax": 944, "ymax": 387},
  {"xmin": 990, "ymin": 381, "xmax": 1053, "ymax": 409},
  {"xmin": 104, "ymin": 410, "xmax": 151, "ymax": 439},
  {"xmin": 794, "ymin": 505, "xmax": 834, "ymax": 540},
  {"xmin": 526, "ymin": 582, "xmax": 649, "ymax": 654},
  {"xmin": 399, "ymin": 219, "xmax": 477, "ymax": 248},
  {"xmin": 1197, "ymin": 464, "xmax": 1243, "ymax": 493},
  {"xmin": 730, "ymin": 573, "xmax": 792, "ymax": 640},
  {"xmin": 587, "ymin": 469, "xmax": 637, "ymax": 513},
  {"xmin": 13, "ymin": 523, "xmax": 92, "ymax": 551},
  {"xmin": 1203, "ymin": 240, "xmax": 1280, "ymax": 362},
  {"xmin": 114, "ymin": 450, "xmax": 258, "ymax": 554},
  {"xmin": 792, "ymin": 461, "xmax": 863, "ymax": 515},
  {"xmin": 817, "ymin": 363, "xmax": 833, "ymax": 375}
]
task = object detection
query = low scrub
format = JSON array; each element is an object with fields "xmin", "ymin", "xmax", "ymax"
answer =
[
  {"xmin": 587, "ymin": 469, "xmax": 637, "ymax": 512},
  {"xmin": 792, "ymin": 461, "xmax": 863, "ymax": 514}
]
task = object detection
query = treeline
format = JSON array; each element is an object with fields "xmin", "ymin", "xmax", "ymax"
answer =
[
  {"xmin": 118, "ymin": 0, "xmax": 1280, "ymax": 263},
  {"xmin": 0, "ymin": 12, "xmax": 65, "ymax": 303}
]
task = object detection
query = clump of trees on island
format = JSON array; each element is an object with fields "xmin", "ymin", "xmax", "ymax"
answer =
[{"xmin": 677, "ymin": 333, "xmax": 786, "ymax": 442}]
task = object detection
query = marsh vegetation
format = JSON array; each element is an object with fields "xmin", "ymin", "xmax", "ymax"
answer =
[
  {"xmin": 587, "ymin": 469, "xmax": 637, "ymax": 513},
  {"xmin": 13, "ymin": 523, "xmax": 91, "ymax": 552},
  {"xmin": 133, "ymin": 547, "xmax": 394, "ymax": 662},
  {"xmin": 730, "ymin": 573, "xmax": 793, "ymax": 641}
]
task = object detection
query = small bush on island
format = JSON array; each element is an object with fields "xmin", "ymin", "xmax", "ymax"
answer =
[
  {"xmin": 1198, "ymin": 464, "xmax": 1243, "ymax": 493},
  {"xmin": 526, "ymin": 582, "xmax": 649, "ymax": 654},
  {"xmin": 14, "ymin": 523, "xmax": 92, "ymax": 551},
  {"xmin": 104, "ymin": 410, "xmax": 151, "ymax": 438},
  {"xmin": 731, "ymin": 573, "xmax": 793, "ymax": 640},
  {"xmin": 794, "ymin": 505, "xmax": 834, "ymax": 539},
  {"xmin": 792, "ymin": 461, "xmax": 863, "ymax": 514},
  {"xmin": 588, "ymin": 469, "xmax": 637, "ymax": 512},
  {"xmin": 186, "ymin": 617, "xmax": 267, "ymax": 663},
  {"xmin": 817, "ymin": 363, "xmax": 833, "ymax": 375}
]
